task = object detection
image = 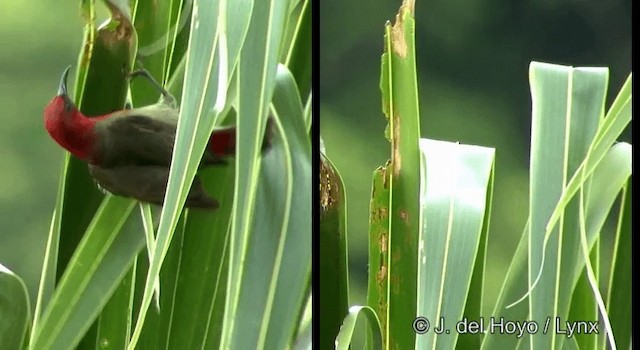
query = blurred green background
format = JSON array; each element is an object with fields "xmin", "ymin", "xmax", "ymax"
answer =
[
  {"xmin": 0, "ymin": 1, "xmax": 85, "ymax": 305},
  {"xmin": 320, "ymin": 0, "xmax": 631, "ymax": 309}
]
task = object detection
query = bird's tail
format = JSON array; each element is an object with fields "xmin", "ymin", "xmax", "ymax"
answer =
[{"xmin": 204, "ymin": 117, "xmax": 274, "ymax": 163}]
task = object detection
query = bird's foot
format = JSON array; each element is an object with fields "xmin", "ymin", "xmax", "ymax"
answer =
[{"xmin": 127, "ymin": 68, "xmax": 177, "ymax": 108}]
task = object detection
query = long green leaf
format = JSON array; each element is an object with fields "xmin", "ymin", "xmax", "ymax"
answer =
[
  {"xmin": 523, "ymin": 63, "xmax": 607, "ymax": 349},
  {"xmin": 127, "ymin": 0, "xmax": 250, "ymax": 345},
  {"xmin": 320, "ymin": 152, "xmax": 350, "ymax": 350},
  {"xmin": 161, "ymin": 166, "xmax": 234, "ymax": 349},
  {"xmin": 482, "ymin": 142, "xmax": 631, "ymax": 349},
  {"xmin": 31, "ymin": 157, "xmax": 68, "ymax": 338},
  {"xmin": 380, "ymin": 1, "xmax": 421, "ymax": 348},
  {"xmin": 538, "ymin": 73, "xmax": 631, "ymax": 281},
  {"xmin": 283, "ymin": 0, "xmax": 311, "ymax": 98},
  {"xmin": 416, "ymin": 139, "xmax": 494, "ymax": 350},
  {"xmin": 501, "ymin": 63, "xmax": 631, "ymax": 349},
  {"xmin": 366, "ymin": 164, "xmax": 389, "ymax": 346},
  {"xmin": 221, "ymin": 0, "xmax": 288, "ymax": 346},
  {"xmin": 260, "ymin": 66, "xmax": 311, "ymax": 348},
  {"xmin": 605, "ymin": 182, "xmax": 631, "ymax": 349},
  {"xmin": 133, "ymin": 212, "xmax": 187, "ymax": 350},
  {"xmin": 224, "ymin": 65, "xmax": 311, "ymax": 348},
  {"xmin": 30, "ymin": 196, "xmax": 140, "ymax": 350}
]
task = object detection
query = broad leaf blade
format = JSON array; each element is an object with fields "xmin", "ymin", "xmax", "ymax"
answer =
[
  {"xmin": 163, "ymin": 167, "xmax": 234, "ymax": 349},
  {"xmin": 222, "ymin": 0, "xmax": 289, "ymax": 347},
  {"xmin": 526, "ymin": 63, "xmax": 607, "ymax": 349},
  {"xmin": 416, "ymin": 139, "xmax": 494, "ymax": 350},
  {"xmin": 482, "ymin": 142, "xmax": 631, "ymax": 349}
]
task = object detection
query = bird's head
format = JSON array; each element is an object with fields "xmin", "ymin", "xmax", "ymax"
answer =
[
  {"xmin": 43, "ymin": 66, "xmax": 95, "ymax": 161},
  {"xmin": 43, "ymin": 66, "xmax": 79, "ymax": 128}
]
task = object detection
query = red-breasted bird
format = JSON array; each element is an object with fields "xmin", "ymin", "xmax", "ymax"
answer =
[{"xmin": 44, "ymin": 66, "xmax": 271, "ymax": 209}]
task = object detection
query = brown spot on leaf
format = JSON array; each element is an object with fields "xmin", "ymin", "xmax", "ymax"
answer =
[
  {"xmin": 379, "ymin": 232, "xmax": 388, "ymax": 253},
  {"xmin": 82, "ymin": 36, "xmax": 94, "ymax": 66},
  {"xmin": 379, "ymin": 207, "xmax": 388, "ymax": 221},
  {"xmin": 392, "ymin": 114, "xmax": 402, "ymax": 177},
  {"xmin": 320, "ymin": 155, "xmax": 342, "ymax": 216},
  {"xmin": 376, "ymin": 265, "xmax": 387, "ymax": 284},
  {"xmin": 403, "ymin": 0, "xmax": 415, "ymax": 14},
  {"xmin": 382, "ymin": 161, "xmax": 391, "ymax": 188},
  {"xmin": 390, "ymin": 17, "xmax": 407, "ymax": 58},
  {"xmin": 399, "ymin": 210, "xmax": 409, "ymax": 225},
  {"xmin": 390, "ymin": 0, "xmax": 414, "ymax": 59}
]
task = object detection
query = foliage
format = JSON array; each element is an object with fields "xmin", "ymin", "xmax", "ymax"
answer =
[
  {"xmin": 0, "ymin": 0, "xmax": 311, "ymax": 349},
  {"xmin": 325, "ymin": 1, "xmax": 632, "ymax": 349}
]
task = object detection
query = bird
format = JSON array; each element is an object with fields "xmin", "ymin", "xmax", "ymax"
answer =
[{"xmin": 43, "ymin": 66, "xmax": 272, "ymax": 209}]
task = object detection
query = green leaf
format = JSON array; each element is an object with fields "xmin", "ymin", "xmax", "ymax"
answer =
[
  {"xmin": 157, "ymin": 166, "xmax": 234, "ymax": 349},
  {"xmin": 320, "ymin": 152, "xmax": 349, "ymax": 350},
  {"xmin": 482, "ymin": 64, "xmax": 631, "ymax": 349},
  {"xmin": 283, "ymin": 0, "xmax": 311, "ymax": 98},
  {"xmin": 605, "ymin": 182, "xmax": 631, "ymax": 349},
  {"xmin": 133, "ymin": 212, "xmax": 188, "ymax": 350},
  {"xmin": 31, "ymin": 158, "xmax": 68, "ymax": 337},
  {"xmin": 131, "ymin": 0, "xmax": 184, "ymax": 105},
  {"xmin": 541, "ymin": 72, "xmax": 631, "ymax": 269},
  {"xmin": 0, "ymin": 263, "xmax": 30, "ymax": 350},
  {"xmin": 128, "ymin": 0, "xmax": 253, "ymax": 345},
  {"xmin": 416, "ymin": 139, "xmax": 495, "ymax": 350},
  {"xmin": 380, "ymin": 2, "xmax": 421, "ymax": 348},
  {"xmin": 335, "ymin": 305, "xmax": 383, "ymax": 350},
  {"xmin": 292, "ymin": 294, "xmax": 313, "ymax": 350},
  {"xmin": 30, "ymin": 196, "xmax": 140, "ymax": 350},
  {"xmin": 525, "ymin": 63, "xmax": 607, "ymax": 349},
  {"xmin": 366, "ymin": 164, "xmax": 390, "ymax": 346},
  {"xmin": 95, "ymin": 266, "xmax": 136, "ymax": 349},
  {"xmin": 224, "ymin": 64, "xmax": 311, "ymax": 348},
  {"xmin": 221, "ymin": 0, "xmax": 290, "ymax": 346}
]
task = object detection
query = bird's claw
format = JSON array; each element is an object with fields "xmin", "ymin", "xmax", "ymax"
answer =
[{"xmin": 127, "ymin": 68, "xmax": 177, "ymax": 108}]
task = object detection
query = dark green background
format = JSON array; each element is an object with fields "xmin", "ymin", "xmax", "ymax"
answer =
[{"xmin": 320, "ymin": 0, "xmax": 631, "ymax": 307}]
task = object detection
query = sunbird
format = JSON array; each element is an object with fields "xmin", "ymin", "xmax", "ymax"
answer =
[{"xmin": 43, "ymin": 66, "xmax": 271, "ymax": 208}]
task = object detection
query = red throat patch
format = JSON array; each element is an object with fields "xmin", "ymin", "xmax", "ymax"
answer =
[{"xmin": 43, "ymin": 95, "xmax": 97, "ymax": 161}]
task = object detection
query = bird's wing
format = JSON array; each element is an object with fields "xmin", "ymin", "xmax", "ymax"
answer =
[{"xmin": 95, "ymin": 113, "xmax": 177, "ymax": 167}]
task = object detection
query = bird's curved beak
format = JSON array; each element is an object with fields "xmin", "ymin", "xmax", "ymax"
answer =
[
  {"xmin": 58, "ymin": 65, "xmax": 71, "ymax": 97},
  {"xmin": 57, "ymin": 65, "xmax": 76, "ymax": 112}
]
